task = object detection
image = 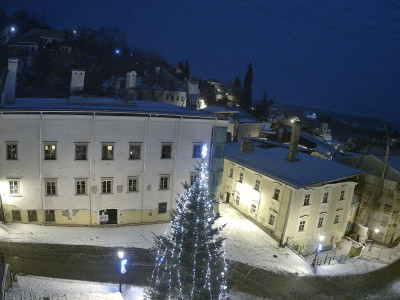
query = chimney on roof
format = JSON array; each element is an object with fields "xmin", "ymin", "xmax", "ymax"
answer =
[
  {"xmin": 186, "ymin": 79, "xmax": 199, "ymax": 109},
  {"xmin": 70, "ymin": 69, "xmax": 85, "ymax": 96},
  {"xmin": 241, "ymin": 139, "xmax": 254, "ymax": 153},
  {"xmin": 286, "ymin": 120, "xmax": 301, "ymax": 162},
  {"xmin": 125, "ymin": 71, "xmax": 137, "ymax": 101},
  {"xmin": 1, "ymin": 58, "xmax": 18, "ymax": 106}
]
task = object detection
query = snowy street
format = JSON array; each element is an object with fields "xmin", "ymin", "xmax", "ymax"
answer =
[{"xmin": 0, "ymin": 203, "xmax": 400, "ymax": 299}]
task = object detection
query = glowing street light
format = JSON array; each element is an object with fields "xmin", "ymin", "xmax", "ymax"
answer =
[
  {"xmin": 115, "ymin": 49, "xmax": 120, "ymax": 55},
  {"xmin": 117, "ymin": 250, "xmax": 127, "ymax": 293}
]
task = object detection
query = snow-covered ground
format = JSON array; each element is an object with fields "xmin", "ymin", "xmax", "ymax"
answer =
[
  {"xmin": 1, "ymin": 203, "xmax": 399, "ymax": 299},
  {"xmin": 0, "ymin": 203, "xmax": 396, "ymax": 277},
  {"xmin": 5, "ymin": 275, "xmax": 265, "ymax": 300}
]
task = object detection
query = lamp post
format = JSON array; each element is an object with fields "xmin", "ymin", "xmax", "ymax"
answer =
[
  {"xmin": 118, "ymin": 251, "xmax": 127, "ymax": 293},
  {"xmin": 312, "ymin": 235, "xmax": 324, "ymax": 268}
]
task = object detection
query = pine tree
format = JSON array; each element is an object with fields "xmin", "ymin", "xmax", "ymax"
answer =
[
  {"xmin": 231, "ymin": 76, "xmax": 241, "ymax": 105},
  {"xmin": 240, "ymin": 62, "xmax": 253, "ymax": 111},
  {"xmin": 148, "ymin": 146, "xmax": 228, "ymax": 300}
]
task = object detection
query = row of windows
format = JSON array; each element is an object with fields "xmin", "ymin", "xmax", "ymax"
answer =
[
  {"xmin": 303, "ymin": 190, "xmax": 345, "ymax": 206},
  {"xmin": 8, "ymin": 175, "xmax": 172, "ymax": 196},
  {"xmin": 165, "ymin": 94, "xmax": 185, "ymax": 102},
  {"xmin": 5, "ymin": 143, "xmax": 206, "ymax": 161},
  {"xmin": 296, "ymin": 214, "xmax": 341, "ymax": 232},
  {"xmin": 12, "ymin": 202, "xmax": 169, "ymax": 223}
]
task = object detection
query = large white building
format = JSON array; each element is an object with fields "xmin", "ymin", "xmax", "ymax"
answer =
[{"xmin": 0, "ymin": 59, "xmax": 227, "ymax": 226}]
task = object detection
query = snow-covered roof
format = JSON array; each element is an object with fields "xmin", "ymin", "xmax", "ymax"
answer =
[
  {"xmin": 1, "ymin": 97, "xmax": 215, "ymax": 119},
  {"xmin": 224, "ymin": 142, "xmax": 363, "ymax": 189}
]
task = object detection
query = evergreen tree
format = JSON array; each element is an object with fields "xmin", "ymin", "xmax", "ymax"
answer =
[
  {"xmin": 240, "ymin": 62, "xmax": 253, "ymax": 110},
  {"xmin": 148, "ymin": 146, "xmax": 228, "ymax": 300},
  {"xmin": 231, "ymin": 76, "xmax": 241, "ymax": 105},
  {"xmin": 184, "ymin": 59, "xmax": 190, "ymax": 78}
]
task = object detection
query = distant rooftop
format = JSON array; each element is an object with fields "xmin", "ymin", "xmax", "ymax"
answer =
[
  {"xmin": 1, "ymin": 97, "xmax": 215, "ymax": 119},
  {"xmin": 224, "ymin": 142, "xmax": 363, "ymax": 189},
  {"xmin": 202, "ymin": 105, "xmax": 259, "ymax": 123}
]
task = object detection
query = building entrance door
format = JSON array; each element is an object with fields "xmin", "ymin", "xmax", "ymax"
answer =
[
  {"xmin": 99, "ymin": 209, "xmax": 117, "ymax": 225},
  {"xmin": 226, "ymin": 192, "xmax": 230, "ymax": 203}
]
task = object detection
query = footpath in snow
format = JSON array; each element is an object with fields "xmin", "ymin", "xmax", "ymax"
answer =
[{"xmin": 0, "ymin": 203, "xmax": 396, "ymax": 277}]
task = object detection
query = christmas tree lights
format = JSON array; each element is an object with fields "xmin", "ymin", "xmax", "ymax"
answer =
[{"xmin": 148, "ymin": 145, "xmax": 228, "ymax": 299}]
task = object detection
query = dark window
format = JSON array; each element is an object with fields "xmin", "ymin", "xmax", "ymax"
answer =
[
  {"xmin": 299, "ymin": 220, "xmax": 305, "ymax": 231},
  {"xmin": 304, "ymin": 194, "xmax": 310, "ymax": 206},
  {"xmin": 128, "ymin": 177, "xmax": 138, "ymax": 192},
  {"xmin": 158, "ymin": 202, "xmax": 167, "ymax": 214},
  {"xmin": 28, "ymin": 210, "xmax": 37, "ymax": 222},
  {"xmin": 45, "ymin": 210, "xmax": 55, "ymax": 222},
  {"xmin": 76, "ymin": 180, "xmax": 86, "ymax": 195},
  {"xmin": 323, "ymin": 192, "xmax": 329, "ymax": 203},
  {"xmin": 129, "ymin": 144, "xmax": 141, "ymax": 160},
  {"xmin": 7, "ymin": 144, "xmax": 17, "ymax": 160},
  {"xmin": 102, "ymin": 179, "xmax": 112, "ymax": 194},
  {"xmin": 102, "ymin": 144, "xmax": 114, "ymax": 160},
  {"xmin": 192, "ymin": 144, "xmax": 203, "ymax": 158},
  {"xmin": 12, "ymin": 210, "xmax": 21, "ymax": 222},
  {"xmin": 45, "ymin": 180, "xmax": 57, "ymax": 195},
  {"xmin": 334, "ymin": 214, "xmax": 340, "ymax": 224},
  {"xmin": 318, "ymin": 217, "xmax": 324, "ymax": 228},
  {"xmin": 75, "ymin": 144, "xmax": 87, "ymax": 160},
  {"xmin": 190, "ymin": 174, "xmax": 198, "ymax": 186},
  {"xmin": 160, "ymin": 176, "xmax": 170, "ymax": 190},
  {"xmin": 273, "ymin": 188, "xmax": 280, "ymax": 201},
  {"xmin": 238, "ymin": 172, "xmax": 243, "ymax": 183},
  {"xmin": 339, "ymin": 190, "xmax": 345, "ymax": 201},
  {"xmin": 161, "ymin": 144, "xmax": 172, "ymax": 159},
  {"xmin": 254, "ymin": 179, "xmax": 261, "ymax": 191},
  {"xmin": 229, "ymin": 168, "xmax": 233, "ymax": 178},
  {"xmin": 268, "ymin": 214, "xmax": 275, "ymax": 226}
]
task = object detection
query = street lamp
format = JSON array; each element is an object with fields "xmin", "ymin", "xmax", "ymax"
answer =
[
  {"xmin": 9, "ymin": 25, "xmax": 17, "ymax": 38},
  {"xmin": 117, "ymin": 251, "xmax": 127, "ymax": 293},
  {"xmin": 312, "ymin": 235, "xmax": 324, "ymax": 268}
]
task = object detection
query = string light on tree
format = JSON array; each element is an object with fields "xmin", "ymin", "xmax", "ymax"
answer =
[{"xmin": 148, "ymin": 144, "xmax": 228, "ymax": 299}]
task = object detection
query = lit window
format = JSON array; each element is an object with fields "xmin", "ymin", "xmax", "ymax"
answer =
[
  {"xmin": 235, "ymin": 195, "xmax": 240, "ymax": 206},
  {"xmin": 160, "ymin": 175, "xmax": 170, "ymax": 190},
  {"xmin": 318, "ymin": 217, "xmax": 324, "ymax": 228},
  {"xmin": 75, "ymin": 179, "xmax": 87, "ymax": 195},
  {"xmin": 192, "ymin": 144, "xmax": 204, "ymax": 158},
  {"xmin": 304, "ymin": 194, "xmax": 310, "ymax": 206},
  {"xmin": 339, "ymin": 190, "xmax": 345, "ymax": 201},
  {"xmin": 128, "ymin": 176, "xmax": 138, "ymax": 192},
  {"xmin": 269, "ymin": 214, "xmax": 275, "ymax": 226},
  {"xmin": 9, "ymin": 180, "xmax": 19, "ymax": 195},
  {"xmin": 161, "ymin": 144, "xmax": 172, "ymax": 159},
  {"xmin": 254, "ymin": 179, "xmax": 261, "ymax": 192},
  {"xmin": 6, "ymin": 143, "xmax": 18, "ymax": 160},
  {"xmin": 158, "ymin": 202, "xmax": 167, "ymax": 214},
  {"xmin": 323, "ymin": 192, "xmax": 329, "ymax": 203},
  {"xmin": 44, "ymin": 143, "xmax": 57, "ymax": 160},
  {"xmin": 102, "ymin": 144, "xmax": 114, "ymax": 160},
  {"xmin": 45, "ymin": 180, "xmax": 57, "ymax": 195},
  {"xmin": 334, "ymin": 214, "xmax": 340, "ymax": 224},
  {"xmin": 299, "ymin": 220, "xmax": 306, "ymax": 231},
  {"xmin": 190, "ymin": 173, "xmax": 198, "ymax": 186},
  {"xmin": 101, "ymin": 178, "xmax": 113, "ymax": 194},
  {"xmin": 238, "ymin": 172, "xmax": 243, "ymax": 183},
  {"xmin": 229, "ymin": 168, "xmax": 234, "ymax": 178},
  {"xmin": 129, "ymin": 144, "xmax": 141, "ymax": 160},
  {"xmin": 273, "ymin": 188, "xmax": 280, "ymax": 201},
  {"xmin": 75, "ymin": 144, "xmax": 87, "ymax": 160}
]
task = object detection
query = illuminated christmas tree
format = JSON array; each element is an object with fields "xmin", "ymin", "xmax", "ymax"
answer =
[{"xmin": 148, "ymin": 145, "xmax": 228, "ymax": 300}]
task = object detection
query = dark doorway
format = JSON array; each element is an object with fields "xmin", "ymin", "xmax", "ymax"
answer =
[
  {"xmin": 226, "ymin": 192, "xmax": 230, "ymax": 203},
  {"xmin": 99, "ymin": 209, "xmax": 117, "ymax": 225}
]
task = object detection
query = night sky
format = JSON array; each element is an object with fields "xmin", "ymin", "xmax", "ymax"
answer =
[{"xmin": 3, "ymin": 1, "xmax": 400, "ymax": 123}]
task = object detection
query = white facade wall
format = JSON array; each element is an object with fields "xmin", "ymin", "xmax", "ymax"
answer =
[{"xmin": 0, "ymin": 113, "xmax": 224, "ymax": 226}]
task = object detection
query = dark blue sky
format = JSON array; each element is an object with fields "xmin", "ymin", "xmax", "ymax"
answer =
[{"xmin": 3, "ymin": 1, "xmax": 400, "ymax": 122}]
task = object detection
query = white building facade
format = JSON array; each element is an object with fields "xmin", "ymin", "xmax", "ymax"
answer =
[{"xmin": 0, "ymin": 104, "xmax": 227, "ymax": 226}]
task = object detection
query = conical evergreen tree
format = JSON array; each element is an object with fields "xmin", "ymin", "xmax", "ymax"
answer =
[
  {"xmin": 148, "ymin": 145, "xmax": 228, "ymax": 300},
  {"xmin": 240, "ymin": 62, "xmax": 253, "ymax": 111}
]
